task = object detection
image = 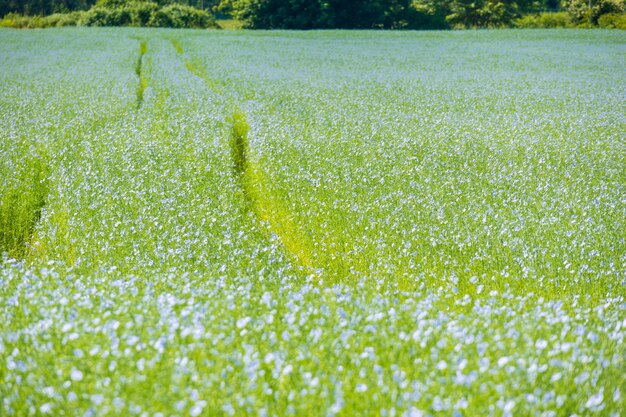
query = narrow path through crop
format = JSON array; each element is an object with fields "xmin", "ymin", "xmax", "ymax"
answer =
[
  {"xmin": 228, "ymin": 109, "xmax": 317, "ymax": 272},
  {"xmin": 170, "ymin": 38, "xmax": 317, "ymax": 275},
  {"xmin": 0, "ymin": 150, "xmax": 49, "ymax": 260},
  {"xmin": 170, "ymin": 39, "xmax": 222, "ymax": 95},
  {"xmin": 135, "ymin": 40, "xmax": 148, "ymax": 109}
]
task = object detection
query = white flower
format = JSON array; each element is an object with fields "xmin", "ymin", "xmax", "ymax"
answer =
[
  {"xmin": 503, "ymin": 400, "xmax": 515, "ymax": 412},
  {"xmin": 190, "ymin": 401, "xmax": 207, "ymax": 417},
  {"xmin": 408, "ymin": 407, "xmax": 424, "ymax": 417},
  {"xmin": 585, "ymin": 389, "xmax": 604, "ymax": 410},
  {"xmin": 574, "ymin": 371, "xmax": 589, "ymax": 385},
  {"xmin": 330, "ymin": 399, "xmax": 344, "ymax": 413},
  {"xmin": 236, "ymin": 317, "xmax": 251, "ymax": 329},
  {"xmin": 221, "ymin": 402, "xmax": 235, "ymax": 416},
  {"xmin": 70, "ymin": 368, "xmax": 83, "ymax": 381}
]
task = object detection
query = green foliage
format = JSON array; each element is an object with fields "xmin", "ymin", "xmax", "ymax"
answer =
[
  {"xmin": 0, "ymin": 0, "xmax": 96, "ymax": 17},
  {"xmin": 0, "ymin": 12, "xmax": 30, "ymax": 28},
  {"xmin": 514, "ymin": 11, "xmax": 574, "ymax": 26},
  {"xmin": 326, "ymin": 0, "xmax": 419, "ymax": 29},
  {"xmin": 0, "ymin": 0, "xmax": 215, "ymax": 17},
  {"xmin": 82, "ymin": 1, "xmax": 166, "ymax": 27},
  {"xmin": 82, "ymin": 4, "xmax": 132, "ymax": 25},
  {"xmin": 219, "ymin": 0, "xmax": 556, "ymax": 29},
  {"xmin": 4, "ymin": 0, "xmax": 623, "ymax": 29},
  {"xmin": 562, "ymin": 0, "xmax": 625, "ymax": 24},
  {"xmin": 0, "ymin": 11, "xmax": 88, "ymax": 27},
  {"xmin": 8, "ymin": 0, "xmax": 626, "ymax": 29},
  {"xmin": 445, "ymin": 0, "xmax": 531, "ymax": 28},
  {"xmin": 597, "ymin": 11, "xmax": 626, "ymax": 26},
  {"xmin": 222, "ymin": 0, "xmax": 327, "ymax": 29},
  {"xmin": 150, "ymin": 3, "xmax": 217, "ymax": 28},
  {"xmin": 1, "ymin": 1, "xmax": 217, "ymax": 28},
  {"xmin": 45, "ymin": 11, "xmax": 88, "ymax": 26},
  {"xmin": 130, "ymin": 0, "xmax": 159, "ymax": 24},
  {"xmin": 85, "ymin": 1, "xmax": 217, "ymax": 28},
  {"xmin": 218, "ymin": 0, "xmax": 448, "ymax": 29},
  {"xmin": 216, "ymin": 17, "xmax": 243, "ymax": 28},
  {"xmin": 95, "ymin": 0, "xmax": 130, "ymax": 6},
  {"xmin": 0, "ymin": 150, "xmax": 49, "ymax": 259}
]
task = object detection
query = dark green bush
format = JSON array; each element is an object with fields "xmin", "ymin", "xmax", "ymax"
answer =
[
  {"xmin": 95, "ymin": 0, "xmax": 131, "ymax": 7},
  {"xmin": 597, "ymin": 12, "xmax": 626, "ymax": 28},
  {"xmin": 82, "ymin": 5, "xmax": 132, "ymax": 26},
  {"xmin": 446, "ymin": 0, "xmax": 522, "ymax": 28},
  {"xmin": 150, "ymin": 4, "xmax": 217, "ymax": 28},
  {"xmin": 562, "ymin": 0, "xmax": 624, "ymax": 25},
  {"xmin": 219, "ymin": 0, "xmax": 445, "ymax": 29},
  {"xmin": 127, "ymin": 1, "xmax": 159, "ymax": 26},
  {"xmin": 80, "ymin": 1, "xmax": 216, "ymax": 28},
  {"xmin": 404, "ymin": 9, "xmax": 449, "ymax": 29},
  {"xmin": 26, "ymin": 15, "xmax": 48, "ymax": 28},
  {"xmin": 1, "ymin": 2, "xmax": 217, "ymax": 29},
  {"xmin": 0, "ymin": 13, "xmax": 33, "ymax": 28},
  {"xmin": 514, "ymin": 12, "xmax": 574, "ymax": 28},
  {"xmin": 46, "ymin": 13, "xmax": 70, "ymax": 26},
  {"xmin": 1, "ymin": 11, "xmax": 89, "ymax": 28},
  {"xmin": 46, "ymin": 11, "xmax": 88, "ymax": 26}
]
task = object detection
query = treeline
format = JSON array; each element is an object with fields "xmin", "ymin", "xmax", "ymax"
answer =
[
  {"xmin": 0, "ymin": 0, "xmax": 218, "ymax": 28},
  {"xmin": 0, "ymin": 0, "xmax": 218, "ymax": 18},
  {"xmin": 217, "ymin": 0, "xmax": 625, "ymax": 29},
  {"xmin": 1, "ymin": 0, "xmax": 624, "ymax": 29}
]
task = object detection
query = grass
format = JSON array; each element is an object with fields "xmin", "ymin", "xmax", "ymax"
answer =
[
  {"xmin": 0, "ymin": 146, "xmax": 49, "ymax": 259},
  {"xmin": 0, "ymin": 28, "xmax": 624, "ymax": 417},
  {"xmin": 217, "ymin": 19, "xmax": 244, "ymax": 30},
  {"xmin": 135, "ymin": 40, "xmax": 148, "ymax": 108}
]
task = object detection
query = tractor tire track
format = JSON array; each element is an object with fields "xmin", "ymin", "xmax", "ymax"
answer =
[
  {"xmin": 0, "ymin": 148, "xmax": 49, "ymax": 261},
  {"xmin": 135, "ymin": 40, "xmax": 149, "ymax": 109},
  {"xmin": 169, "ymin": 38, "xmax": 318, "ymax": 276}
]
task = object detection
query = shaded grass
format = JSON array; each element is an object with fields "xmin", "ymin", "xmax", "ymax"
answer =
[
  {"xmin": 229, "ymin": 109, "xmax": 317, "ymax": 275},
  {"xmin": 0, "ymin": 148, "xmax": 49, "ymax": 260},
  {"xmin": 135, "ymin": 40, "xmax": 148, "ymax": 109},
  {"xmin": 229, "ymin": 109, "xmax": 250, "ymax": 178},
  {"xmin": 216, "ymin": 19, "xmax": 244, "ymax": 30}
]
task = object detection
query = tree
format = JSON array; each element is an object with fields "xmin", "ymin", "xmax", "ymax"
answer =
[
  {"xmin": 0, "ymin": 0, "xmax": 219, "ymax": 17},
  {"xmin": 218, "ymin": 0, "xmax": 443, "ymax": 29},
  {"xmin": 0, "ymin": 0, "xmax": 96, "ymax": 16},
  {"xmin": 414, "ymin": 0, "xmax": 547, "ymax": 28},
  {"xmin": 562, "ymin": 0, "xmax": 624, "ymax": 24}
]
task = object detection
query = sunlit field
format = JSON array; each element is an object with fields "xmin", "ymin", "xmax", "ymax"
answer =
[{"xmin": 1, "ymin": 28, "xmax": 625, "ymax": 416}]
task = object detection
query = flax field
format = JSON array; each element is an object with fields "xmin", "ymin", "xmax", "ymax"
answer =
[{"xmin": 1, "ymin": 28, "xmax": 625, "ymax": 416}]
